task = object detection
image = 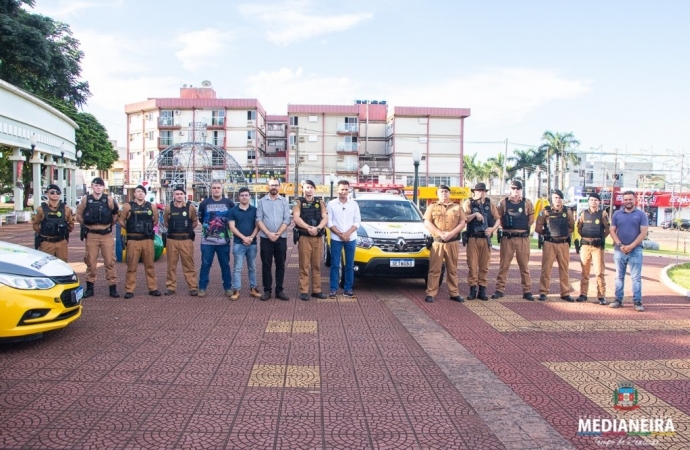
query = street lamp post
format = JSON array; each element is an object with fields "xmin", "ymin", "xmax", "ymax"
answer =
[
  {"xmin": 412, "ymin": 149, "xmax": 422, "ymax": 206},
  {"xmin": 361, "ymin": 163, "xmax": 370, "ymax": 183},
  {"xmin": 329, "ymin": 172, "xmax": 336, "ymax": 200}
]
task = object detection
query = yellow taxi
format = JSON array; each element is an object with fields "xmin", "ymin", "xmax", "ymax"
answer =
[{"xmin": 0, "ymin": 241, "xmax": 82, "ymax": 342}]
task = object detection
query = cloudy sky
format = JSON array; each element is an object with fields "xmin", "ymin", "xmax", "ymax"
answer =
[{"xmin": 31, "ymin": 0, "xmax": 690, "ymax": 163}]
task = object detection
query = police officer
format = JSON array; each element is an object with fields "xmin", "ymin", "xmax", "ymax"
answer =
[
  {"xmin": 462, "ymin": 182, "xmax": 500, "ymax": 300},
  {"xmin": 535, "ymin": 189, "xmax": 575, "ymax": 302},
  {"xmin": 292, "ymin": 180, "xmax": 328, "ymax": 301},
  {"xmin": 76, "ymin": 177, "xmax": 120, "ymax": 298},
  {"xmin": 163, "ymin": 185, "xmax": 199, "ymax": 296},
  {"xmin": 423, "ymin": 185, "xmax": 467, "ymax": 303},
  {"xmin": 577, "ymin": 192, "xmax": 610, "ymax": 305},
  {"xmin": 119, "ymin": 184, "xmax": 161, "ymax": 298},
  {"xmin": 32, "ymin": 184, "xmax": 74, "ymax": 262},
  {"xmin": 492, "ymin": 180, "xmax": 535, "ymax": 300}
]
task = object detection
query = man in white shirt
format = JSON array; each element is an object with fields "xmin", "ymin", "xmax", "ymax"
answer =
[{"xmin": 327, "ymin": 180, "xmax": 361, "ymax": 298}]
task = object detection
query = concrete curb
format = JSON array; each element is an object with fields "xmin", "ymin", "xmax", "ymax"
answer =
[{"xmin": 660, "ymin": 263, "xmax": 690, "ymax": 297}]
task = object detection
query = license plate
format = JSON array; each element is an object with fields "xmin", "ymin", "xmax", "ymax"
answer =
[
  {"xmin": 390, "ymin": 259, "xmax": 414, "ymax": 268},
  {"xmin": 73, "ymin": 286, "xmax": 83, "ymax": 303}
]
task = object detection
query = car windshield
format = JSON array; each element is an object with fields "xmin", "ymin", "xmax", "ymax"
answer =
[{"xmin": 357, "ymin": 200, "xmax": 423, "ymax": 222}]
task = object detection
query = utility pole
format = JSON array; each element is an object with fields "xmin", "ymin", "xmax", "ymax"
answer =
[
  {"xmin": 609, "ymin": 148, "xmax": 618, "ymax": 219},
  {"xmin": 292, "ymin": 126, "xmax": 299, "ymax": 200}
]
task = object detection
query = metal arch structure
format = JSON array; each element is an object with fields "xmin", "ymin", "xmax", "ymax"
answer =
[{"xmin": 144, "ymin": 141, "xmax": 248, "ymax": 204}]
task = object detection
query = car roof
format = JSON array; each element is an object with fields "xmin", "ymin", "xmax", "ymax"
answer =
[{"xmin": 354, "ymin": 193, "xmax": 410, "ymax": 202}]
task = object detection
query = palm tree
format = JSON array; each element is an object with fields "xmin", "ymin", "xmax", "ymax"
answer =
[
  {"xmin": 538, "ymin": 131, "xmax": 580, "ymax": 192},
  {"xmin": 507, "ymin": 149, "xmax": 533, "ymax": 185},
  {"xmin": 487, "ymin": 153, "xmax": 507, "ymax": 192},
  {"xmin": 463, "ymin": 154, "xmax": 480, "ymax": 186}
]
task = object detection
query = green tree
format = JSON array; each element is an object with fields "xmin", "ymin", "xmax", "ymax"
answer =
[
  {"xmin": 538, "ymin": 131, "xmax": 580, "ymax": 193},
  {"xmin": 463, "ymin": 154, "xmax": 480, "ymax": 186}
]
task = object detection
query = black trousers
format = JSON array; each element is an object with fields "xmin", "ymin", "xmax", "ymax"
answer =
[{"xmin": 260, "ymin": 237, "xmax": 287, "ymax": 293}]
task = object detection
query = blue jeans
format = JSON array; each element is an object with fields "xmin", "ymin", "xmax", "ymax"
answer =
[
  {"xmin": 613, "ymin": 246, "xmax": 643, "ymax": 303},
  {"xmin": 330, "ymin": 239, "xmax": 356, "ymax": 291},
  {"xmin": 232, "ymin": 242, "xmax": 257, "ymax": 290},
  {"xmin": 199, "ymin": 244, "xmax": 232, "ymax": 290}
]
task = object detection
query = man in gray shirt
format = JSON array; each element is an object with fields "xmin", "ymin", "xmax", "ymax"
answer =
[{"xmin": 256, "ymin": 178, "xmax": 292, "ymax": 301}]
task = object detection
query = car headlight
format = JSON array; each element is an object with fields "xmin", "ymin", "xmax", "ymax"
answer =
[
  {"xmin": 0, "ymin": 274, "xmax": 56, "ymax": 290},
  {"xmin": 356, "ymin": 236, "xmax": 374, "ymax": 249}
]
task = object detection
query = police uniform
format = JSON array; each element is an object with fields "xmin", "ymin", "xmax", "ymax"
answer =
[
  {"xmin": 163, "ymin": 197, "xmax": 199, "ymax": 296},
  {"xmin": 119, "ymin": 193, "xmax": 160, "ymax": 297},
  {"xmin": 462, "ymin": 187, "xmax": 500, "ymax": 300},
  {"xmin": 535, "ymin": 195, "xmax": 575, "ymax": 301},
  {"xmin": 76, "ymin": 178, "xmax": 120, "ymax": 298},
  {"xmin": 577, "ymin": 198, "xmax": 610, "ymax": 303},
  {"xmin": 493, "ymin": 181, "xmax": 535, "ymax": 300},
  {"xmin": 32, "ymin": 186, "xmax": 74, "ymax": 262},
  {"xmin": 292, "ymin": 190, "xmax": 328, "ymax": 300},
  {"xmin": 424, "ymin": 187, "xmax": 467, "ymax": 301}
]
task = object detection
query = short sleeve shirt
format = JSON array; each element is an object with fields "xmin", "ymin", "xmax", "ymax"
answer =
[{"xmin": 424, "ymin": 202, "xmax": 466, "ymax": 237}]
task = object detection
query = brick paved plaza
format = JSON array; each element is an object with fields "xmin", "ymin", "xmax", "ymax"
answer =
[{"xmin": 1, "ymin": 222, "xmax": 689, "ymax": 449}]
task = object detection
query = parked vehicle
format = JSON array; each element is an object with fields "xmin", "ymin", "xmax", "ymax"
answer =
[{"xmin": 672, "ymin": 219, "xmax": 690, "ymax": 231}]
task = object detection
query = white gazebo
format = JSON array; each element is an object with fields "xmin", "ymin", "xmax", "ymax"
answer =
[{"xmin": 0, "ymin": 79, "xmax": 80, "ymax": 213}]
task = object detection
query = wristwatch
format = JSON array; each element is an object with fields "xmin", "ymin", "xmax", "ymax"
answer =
[{"xmin": 617, "ymin": 242, "xmax": 624, "ymax": 248}]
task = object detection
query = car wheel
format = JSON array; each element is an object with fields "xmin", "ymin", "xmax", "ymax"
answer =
[
  {"xmin": 424, "ymin": 264, "xmax": 445, "ymax": 287},
  {"xmin": 324, "ymin": 240, "xmax": 331, "ymax": 267}
]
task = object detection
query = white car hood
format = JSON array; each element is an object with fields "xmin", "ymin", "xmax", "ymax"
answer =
[
  {"xmin": 359, "ymin": 221, "xmax": 428, "ymax": 238},
  {"xmin": 0, "ymin": 241, "xmax": 75, "ymax": 277}
]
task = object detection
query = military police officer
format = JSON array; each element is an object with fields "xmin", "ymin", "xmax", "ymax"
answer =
[
  {"xmin": 119, "ymin": 185, "xmax": 161, "ymax": 298},
  {"xmin": 163, "ymin": 185, "xmax": 199, "ymax": 296},
  {"xmin": 492, "ymin": 180, "xmax": 535, "ymax": 300},
  {"xmin": 32, "ymin": 184, "xmax": 74, "ymax": 262},
  {"xmin": 462, "ymin": 182, "xmax": 500, "ymax": 300},
  {"xmin": 292, "ymin": 180, "xmax": 329, "ymax": 301},
  {"xmin": 535, "ymin": 189, "xmax": 575, "ymax": 302},
  {"xmin": 424, "ymin": 185, "xmax": 467, "ymax": 303},
  {"xmin": 76, "ymin": 177, "xmax": 120, "ymax": 298},
  {"xmin": 576, "ymin": 192, "xmax": 610, "ymax": 305}
]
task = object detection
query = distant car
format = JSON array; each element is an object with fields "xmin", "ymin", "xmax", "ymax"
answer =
[
  {"xmin": 661, "ymin": 220, "xmax": 672, "ymax": 229},
  {"xmin": 672, "ymin": 219, "xmax": 690, "ymax": 231}
]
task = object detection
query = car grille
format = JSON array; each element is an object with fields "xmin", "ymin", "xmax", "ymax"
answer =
[
  {"xmin": 52, "ymin": 273, "xmax": 79, "ymax": 285},
  {"xmin": 371, "ymin": 238, "xmax": 426, "ymax": 253},
  {"xmin": 60, "ymin": 287, "xmax": 80, "ymax": 307}
]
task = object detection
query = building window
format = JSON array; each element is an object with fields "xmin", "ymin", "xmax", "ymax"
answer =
[
  {"xmin": 148, "ymin": 151, "xmax": 154, "ymax": 159},
  {"xmin": 247, "ymin": 130, "xmax": 256, "ymax": 140},
  {"xmin": 212, "ymin": 130, "xmax": 224, "ymax": 146},
  {"xmin": 160, "ymin": 110, "xmax": 174, "ymax": 126},
  {"xmin": 212, "ymin": 110, "xmax": 225, "ymax": 126},
  {"xmin": 247, "ymin": 150, "xmax": 256, "ymax": 160},
  {"xmin": 160, "ymin": 130, "xmax": 173, "ymax": 146},
  {"xmin": 247, "ymin": 110, "xmax": 256, "ymax": 120},
  {"xmin": 289, "ymin": 135, "xmax": 296, "ymax": 146},
  {"xmin": 345, "ymin": 117, "xmax": 358, "ymax": 124},
  {"xmin": 129, "ymin": 153, "xmax": 135, "ymax": 160},
  {"xmin": 147, "ymin": 131, "xmax": 154, "ymax": 141},
  {"xmin": 289, "ymin": 116, "xmax": 298, "ymax": 126}
]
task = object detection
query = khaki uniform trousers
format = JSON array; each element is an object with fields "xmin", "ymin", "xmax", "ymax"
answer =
[
  {"xmin": 426, "ymin": 240, "xmax": 459, "ymax": 297},
  {"xmin": 125, "ymin": 239, "xmax": 157, "ymax": 292},
  {"xmin": 166, "ymin": 238, "xmax": 197, "ymax": 292},
  {"xmin": 298, "ymin": 236, "xmax": 323, "ymax": 294},
  {"xmin": 539, "ymin": 241, "xmax": 570, "ymax": 296},
  {"xmin": 579, "ymin": 244, "xmax": 606, "ymax": 297},
  {"xmin": 495, "ymin": 236, "xmax": 531, "ymax": 294},
  {"xmin": 84, "ymin": 232, "xmax": 117, "ymax": 285},
  {"xmin": 466, "ymin": 236, "xmax": 491, "ymax": 287},
  {"xmin": 39, "ymin": 239, "xmax": 68, "ymax": 263}
]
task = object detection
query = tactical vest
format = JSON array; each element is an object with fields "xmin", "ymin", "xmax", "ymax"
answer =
[
  {"xmin": 467, "ymin": 198, "xmax": 494, "ymax": 235},
  {"xmin": 83, "ymin": 195, "xmax": 113, "ymax": 225},
  {"xmin": 580, "ymin": 210, "xmax": 604, "ymax": 239},
  {"xmin": 298, "ymin": 197, "xmax": 322, "ymax": 228},
  {"xmin": 546, "ymin": 208, "xmax": 569, "ymax": 237},
  {"xmin": 168, "ymin": 202, "xmax": 194, "ymax": 235},
  {"xmin": 502, "ymin": 198, "xmax": 529, "ymax": 230},
  {"xmin": 39, "ymin": 203, "xmax": 68, "ymax": 237},
  {"xmin": 126, "ymin": 201, "xmax": 154, "ymax": 237}
]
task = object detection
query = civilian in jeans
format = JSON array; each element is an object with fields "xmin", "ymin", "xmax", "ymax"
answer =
[
  {"xmin": 609, "ymin": 191, "xmax": 649, "ymax": 312},
  {"xmin": 228, "ymin": 187, "xmax": 261, "ymax": 300},
  {"xmin": 327, "ymin": 180, "xmax": 361, "ymax": 298},
  {"xmin": 198, "ymin": 181, "xmax": 235, "ymax": 297},
  {"xmin": 256, "ymin": 178, "xmax": 292, "ymax": 301}
]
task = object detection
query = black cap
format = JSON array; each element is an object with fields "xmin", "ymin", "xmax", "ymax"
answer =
[
  {"xmin": 173, "ymin": 184, "xmax": 185, "ymax": 193},
  {"xmin": 45, "ymin": 184, "xmax": 61, "ymax": 194},
  {"xmin": 551, "ymin": 189, "xmax": 564, "ymax": 199},
  {"xmin": 438, "ymin": 185, "xmax": 451, "ymax": 192},
  {"xmin": 135, "ymin": 184, "xmax": 147, "ymax": 193},
  {"xmin": 511, "ymin": 180, "xmax": 523, "ymax": 190},
  {"xmin": 303, "ymin": 180, "xmax": 316, "ymax": 188},
  {"xmin": 471, "ymin": 182, "xmax": 487, "ymax": 192},
  {"xmin": 588, "ymin": 192, "xmax": 601, "ymax": 201},
  {"xmin": 92, "ymin": 177, "xmax": 105, "ymax": 186}
]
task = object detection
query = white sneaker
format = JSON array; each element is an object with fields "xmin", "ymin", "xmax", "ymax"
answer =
[{"xmin": 634, "ymin": 303, "xmax": 644, "ymax": 312}]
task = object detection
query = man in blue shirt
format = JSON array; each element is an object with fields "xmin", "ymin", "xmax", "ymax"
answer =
[
  {"xmin": 228, "ymin": 187, "xmax": 261, "ymax": 300},
  {"xmin": 197, "ymin": 181, "xmax": 235, "ymax": 297},
  {"xmin": 609, "ymin": 191, "xmax": 649, "ymax": 311}
]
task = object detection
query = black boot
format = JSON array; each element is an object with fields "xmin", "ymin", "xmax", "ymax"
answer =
[
  {"xmin": 83, "ymin": 282, "xmax": 94, "ymax": 298},
  {"xmin": 478, "ymin": 286, "xmax": 489, "ymax": 301},
  {"xmin": 468, "ymin": 286, "xmax": 477, "ymax": 300},
  {"xmin": 109, "ymin": 284, "xmax": 120, "ymax": 298}
]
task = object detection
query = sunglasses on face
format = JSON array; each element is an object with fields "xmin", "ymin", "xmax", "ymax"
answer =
[
  {"xmin": 511, "ymin": 187, "xmax": 521, "ymax": 190},
  {"xmin": 48, "ymin": 190, "xmax": 59, "ymax": 195}
]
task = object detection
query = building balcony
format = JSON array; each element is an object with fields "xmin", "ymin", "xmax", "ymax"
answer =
[
  {"xmin": 267, "ymin": 129, "xmax": 286, "ymax": 138},
  {"xmin": 207, "ymin": 118, "xmax": 225, "ymax": 129},
  {"xmin": 158, "ymin": 137, "xmax": 173, "ymax": 149},
  {"xmin": 335, "ymin": 142, "xmax": 359, "ymax": 154},
  {"xmin": 264, "ymin": 151, "xmax": 286, "ymax": 158},
  {"xmin": 336, "ymin": 163, "xmax": 359, "ymax": 173},
  {"xmin": 337, "ymin": 123, "xmax": 359, "ymax": 134},
  {"xmin": 258, "ymin": 156, "xmax": 287, "ymax": 168},
  {"xmin": 158, "ymin": 118, "xmax": 181, "ymax": 128},
  {"xmin": 266, "ymin": 145, "xmax": 286, "ymax": 154}
]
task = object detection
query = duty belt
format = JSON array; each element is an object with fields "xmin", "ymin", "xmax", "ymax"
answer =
[
  {"xmin": 581, "ymin": 238, "xmax": 602, "ymax": 246},
  {"xmin": 87, "ymin": 227, "xmax": 111, "ymax": 235},
  {"xmin": 40, "ymin": 235, "xmax": 65, "ymax": 243},
  {"xmin": 470, "ymin": 233, "xmax": 487, "ymax": 238},
  {"xmin": 503, "ymin": 232, "xmax": 530, "ymax": 239},
  {"xmin": 434, "ymin": 236, "xmax": 460, "ymax": 243},
  {"xmin": 127, "ymin": 234, "xmax": 152, "ymax": 241},
  {"xmin": 167, "ymin": 234, "xmax": 191, "ymax": 240},
  {"xmin": 544, "ymin": 237, "xmax": 569, "ymax": 243}
]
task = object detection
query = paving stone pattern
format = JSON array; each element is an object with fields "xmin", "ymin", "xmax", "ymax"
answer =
[{"xmin": 0, "ymin": 223, "xmax": 688, "ymax": 449}]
